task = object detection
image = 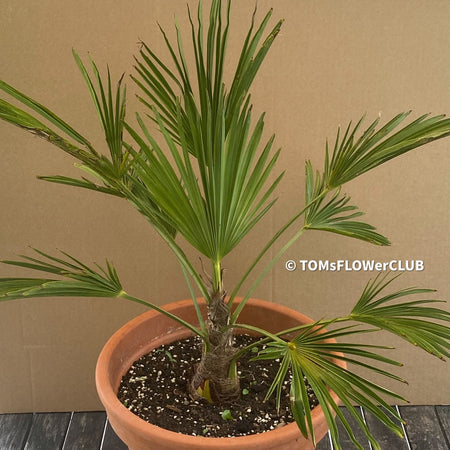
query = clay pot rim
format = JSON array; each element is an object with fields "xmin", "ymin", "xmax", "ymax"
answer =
[{"xmin": 96, "ymin": 298, "xmax": 344, "ymax": 447}]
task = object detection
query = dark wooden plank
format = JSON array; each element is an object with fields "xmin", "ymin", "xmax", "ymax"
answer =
[
  {"xmin": 316, "ymin": 431, "xmax": 333, "ymax": 450},
  {"xmin": 435, "ymin": 406, "xmax": 450, "ymax": 448},
  {"xmin": 334, "ymin": 406, "xmax": 370, "ymax": 449},
  {"xmin": 24, "ymin": 412, "xmax": 71, "ymax": 450},
  {"xmin": 399, "ymin": 405, "xmax": 448, "ymax": 450},
  {"xmin": 363, "ymin": 407, "xmax": 409, "ymax": 450},
  {"xmin": 63, "ymin": 411, "xmax": 106, "ymax": 450},
  {"xmin": 101, "ymin": 420, "xmax": 127, "ymax": 450},
  {"xmin": 1, "ymin": 406, "xmax": 447, "ymax": 450},
  {"xmin": 0, "ymin": 413, "xmax": 33, "ymax": 450}
]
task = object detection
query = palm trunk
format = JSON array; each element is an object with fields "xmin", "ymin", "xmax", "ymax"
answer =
[{"xmin": 190, "ymin": 291, "xmax": 240, "ymax": 403}]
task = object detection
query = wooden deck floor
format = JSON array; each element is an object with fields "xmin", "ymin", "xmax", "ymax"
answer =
[{"xmin": 0, "ymin": 405, "xmax": 448, "ymax": 449}]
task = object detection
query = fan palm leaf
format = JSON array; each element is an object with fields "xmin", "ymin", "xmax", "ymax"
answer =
[
  {"xmin": 250, "ymin": 273, "xmax": 450, "ymax": 449},
  {"xmin": 253, "ymin": 325, "xmax": 405, "ymax": 450},
  {"xmin": 123, "ymin": 2, "xmax": 284, "ymax": 290},
  {"xmin": 351, "ymin": 273, "xmax": 450, "ymax": 359},
  {"xmin": 324, "ymin": 112, "xmax": 450, "ymax": 188},
  {"xmin": 0, "ymin": 249, "xmax": 204, "ymax": 337}
]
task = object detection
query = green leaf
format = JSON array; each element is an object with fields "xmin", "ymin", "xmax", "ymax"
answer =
[
  {"xmin": 304, "ymin": 162, "xmax": 389, "ymax": 246},
  {"xmin": 0, "ymin": 249, "xmax": 123, "ymax": 301},
  {"xmin": 325, "ymin": 112, "xmax": 450, "ymax": 188},
  {"xmin": 0, "ymin": 98, "xmax": 96, "ymax": 165},
  {"xmin": 248, "ymin": 271, "xmax": 449, "ymax": 450},
  {"xmin": 258, "ymin": 325, "xmax": 406, "ymax": 449},
  {"xmin": 125, "ymin": 96, "xmax": 281, "ymax": 265},
  {"xmin": 0, "ymin": 80, "xmax": 94, "ymax": 149},
  {"xmin": 37, "ymin": 175, "xmax": 124, "ymax": 197},
  {"xmin": 221, "ymin": 409, "xmax": 233, "ymax": 420},
  {"xmin": 351, "ymin": 273, "xmax": 450, "ymax": 359},
  {"xmin": 133, "ymin": 0, "xmax": 283, "ymax": 166},
  {"xmin": 290, "ymin": 360, "xmax": 313, "ymax": 443},
  {"xmin": 72, "ymin": 50, "xmax": 127, "ymax": 175},
  {"xmin": 0, "ymin": 249, "xmax": 206, "ymax": 338}
]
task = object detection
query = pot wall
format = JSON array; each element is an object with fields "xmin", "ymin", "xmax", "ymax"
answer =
[{"xmin": 96, "ymin": 298, "xmax": 344, "ymax": 449}]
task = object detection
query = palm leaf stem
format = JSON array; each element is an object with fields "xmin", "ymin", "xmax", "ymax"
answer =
[
  {"xmin": 119, "ymin": 292, "xmax": 205, "ymax": 339},
  {"xmin": 274, "ymin": 316, "xmax": 352, "ymax": 338},
  {"xmin": 179, "ymin": 262, "xmax": 207, "ymax": 336},
  {"xmin": 230, "ymin": 226, "xmax": 307, "ymax": 323},
  {"xmin": 117, "ymin": 181, "xmax": 210, "ymax": 302},
  {"xmin": 228, "ymin": 188, "xmax": 330, "ymax": 308},
  {"xmin": 231, "ymin": 323, "xmax": 286, "ymax": 345},
  {"xmin": 0, "ymin": 251, "xmax": 205, "ymax": 339}
]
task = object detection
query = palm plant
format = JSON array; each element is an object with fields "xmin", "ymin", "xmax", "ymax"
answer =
[{"xmin": 0, "ymin": 1, "xmax": 449, "ymax": 448}]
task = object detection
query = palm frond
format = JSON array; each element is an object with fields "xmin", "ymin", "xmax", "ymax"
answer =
[
  {"xmin": 37, "ymin": 175, "xmax": 125, "ymax": 197},
  {"xmin": 301, "ymin": 112, "xmax": 450, "ymax": 248},
  {"xmin": 125, "ymin": 116, "xmax": 213, "ymax": 257},
  {"xmin": 247, "ymin": 272, "xmax": 450, "ymax": 448},
  {"xmin": 124, "ymin": 94, "xmax": 282, "ymax": 265},
  {"xmin": 0, "ymin": 98, "xmax": 97, "ymax": 165},
  {"xmin": 133, "ymin": 0, "xmax": 283, "ymax": 159},
  {"xmin": 351, "ymin": 273, "xmax": 450, "ymax": 359},
  {"xmin": 0, "ymin": 80, "xmax": 95, "ymax": 151},
  {"xmin": 232, "ymin": 111, "xmax": 450, "ymax": 309},
  {"xmin": 0, "ymin": 249, "xmax": 123, "ymax": 300},
  {"xmin": 0, "ymin": 249, "xmax": 206, "ymax": 337},
  {"xmin": 124, "ymin": 0, "xmax": 284, "ymax": 276},
  {"xmin": 304, "ymin": 162, "xmax": 389, "ymax": 245},
  {"xmin": 324, "ymin": 112, "xmax": 450, "ymax": 188},
  {"xmin": 0, "ymin": 60, "xmax": 129, "ymax": 195},
  {"xmin": 72, "ymin": 50, "xmax": 128, "ymax": 175},
  {"xmin": 252, "ymin": 324, "xmax": 406, "ymax": 450}
]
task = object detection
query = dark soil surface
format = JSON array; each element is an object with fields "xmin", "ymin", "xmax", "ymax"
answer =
[{"xmin": 118, "ymin": 334, "xmax": 318, "ymax": 438}]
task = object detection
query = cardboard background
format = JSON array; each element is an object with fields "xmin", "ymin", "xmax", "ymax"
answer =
[{"xmin": 0, "ymin": 0, "xmax": 449, "ymax": 412}]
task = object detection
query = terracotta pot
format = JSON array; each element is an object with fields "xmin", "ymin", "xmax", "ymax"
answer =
[{"xmin": 96, "ymin": 298, "xmax": 345, "ymax": 449}]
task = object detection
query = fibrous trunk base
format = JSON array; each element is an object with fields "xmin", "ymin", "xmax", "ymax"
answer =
[{"xmin": 190, "ymin": 291, "xmax": 240, "ymax": 403}]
